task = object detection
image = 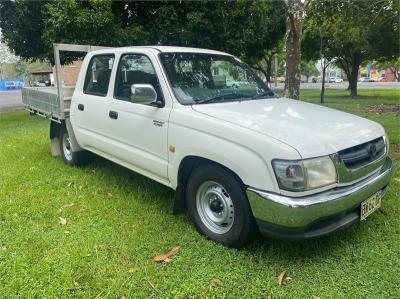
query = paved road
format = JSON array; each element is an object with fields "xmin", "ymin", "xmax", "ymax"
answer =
[
  {"xmin": 0, "ymin": 82, "xmax": 399, "ymax": 111},
  {"xmin": 271, "ymin": 81, "xmax": 400, "ymax": 91},
  {"xmin": 0, "ymin": 90, "xmax": 23, "ymax": 111}
]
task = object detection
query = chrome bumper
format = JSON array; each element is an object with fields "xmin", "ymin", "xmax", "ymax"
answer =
[{"xmin": 247, "ymin": 157, "xmax": 393, "ymax": 239}]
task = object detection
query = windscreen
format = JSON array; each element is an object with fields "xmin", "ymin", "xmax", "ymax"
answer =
[{"xmin": 159, "ymin": 53, "xmax": 274, "ymax": 105}]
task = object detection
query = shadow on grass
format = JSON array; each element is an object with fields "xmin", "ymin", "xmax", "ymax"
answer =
[
  {"xmin": 79, "ymin": 153, "xmax": 368, "ymax": 263},
  {"xmin": 83, "ymin": 153, "xmax": 176, "ymax": 212}
]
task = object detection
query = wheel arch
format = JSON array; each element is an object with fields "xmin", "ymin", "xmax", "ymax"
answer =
[
  {"xmin": 49, "ymin": 119, "xmax": 83, "ymax": 156},
  {"xmin": 173, "ymin": 155, "xmax": 246, "ymax": 214}
]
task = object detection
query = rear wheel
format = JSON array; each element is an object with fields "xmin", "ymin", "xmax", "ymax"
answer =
[
  {"xmin": 186, "ymin": 164, "xmax": 256, "ymax": 248},
  {"xmin": 59, "ymin": 126, "xmax": 86, "ymax": 166}
]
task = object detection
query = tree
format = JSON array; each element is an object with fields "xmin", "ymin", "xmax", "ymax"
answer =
[
  {"xmin": 252, "ymin": 42, "xmax": 285, "ymax": 84},
  {"xmin": 303, "ymin": 0, "xmax": 399, "ymax": 98},
  {"xmin": 302, "ymin": 6, "xmax": 336, "ymax": 103},
  {"xmin": 283, "ymin": 0, "xmax": 306, "ymax": 100},
  {"xmin": 0, "ymin": 1, "xmax": 50, "ymax": 61},
  {"xmin": 0, "ymin": 1, "xmax": 286, "ymax": 68},
  {"xmin": 300, "ymin": 60, "xmax": 318, "ymax": 82}
]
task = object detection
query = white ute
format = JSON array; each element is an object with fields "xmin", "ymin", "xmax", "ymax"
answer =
[{"xmin": 22, "ymin": 44, "xmax": 393, "ymax": 247}]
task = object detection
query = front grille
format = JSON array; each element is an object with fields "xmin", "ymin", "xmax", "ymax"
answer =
[{"xmin": 339, "ymin": 137, "xmax": 385, "ymax": 170}]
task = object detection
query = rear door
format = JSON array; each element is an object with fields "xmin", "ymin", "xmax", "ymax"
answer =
[
  {"xmin": 104, "ymin": 51, "xmax": 171, "ymax": 182},
  {"xmin": 72, "ymin": 53, "xmax": 115, "ymax": 153}
]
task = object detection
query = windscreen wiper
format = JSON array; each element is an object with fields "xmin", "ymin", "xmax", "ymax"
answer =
[
  {"xmin": 251, "ymin": 91, "xmax": 277, "ymax": 99},
  {"xmin": 196, "ymin": 93, "xmax": 250, "ymax": 104}
]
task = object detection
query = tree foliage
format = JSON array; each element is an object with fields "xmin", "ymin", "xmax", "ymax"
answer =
[
  {"xmin": 0, "ymin": 0, "xmax": 285, "ymax": 66},
  {"xmin": 300, "ymin": 60, "xmax": 318, "ymax": 80},
  {"xmin": 303, "ymin": 0, "xmax": 399, "ymax": 97}
]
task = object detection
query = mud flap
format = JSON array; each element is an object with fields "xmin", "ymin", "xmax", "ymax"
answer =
[
  {"xmin": 65, "ymin": 118, "xmax": 83, "ymax": 152},
  {"xmin": 50, "ymin": 121, "xmax": 61, "ymax": 157},
  {"xmin": 51, "ymin": 137, "xmax": 61, "ymax": 157}
]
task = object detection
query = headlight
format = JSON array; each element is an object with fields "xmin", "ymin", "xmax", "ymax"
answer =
[{"xmin": 272, "ymin": 156, "xmax": 337, "ymax": 191}]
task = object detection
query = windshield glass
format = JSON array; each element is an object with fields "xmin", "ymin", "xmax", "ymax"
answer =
[{"xmin": 159, "ymin": 53, "xmax": 274, "ymax": 105}]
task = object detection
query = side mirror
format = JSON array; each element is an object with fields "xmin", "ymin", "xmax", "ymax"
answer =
[{"xmin": 130, "ymin": 84, "xmax": 157, "ymax": 105}]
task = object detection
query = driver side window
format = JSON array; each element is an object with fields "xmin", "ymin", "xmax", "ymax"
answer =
[{"xmin": 114, "ymin": 54, "xmax": 163, "ymax": 103}]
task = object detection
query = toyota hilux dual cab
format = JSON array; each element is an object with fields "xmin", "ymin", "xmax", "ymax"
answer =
[{"xmin": 22, "ymin": 44, "xmax": 393, "ymax": 247}]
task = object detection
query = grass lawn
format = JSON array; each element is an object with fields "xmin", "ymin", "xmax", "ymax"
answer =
[{"xmin": 0, "ymin": 88, "xmax": 399, "ymax": 298}]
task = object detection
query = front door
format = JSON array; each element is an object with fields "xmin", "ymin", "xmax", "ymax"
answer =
[{"xmin": 104, "ymin": 53, "xmax": 171, "ymax": 182}]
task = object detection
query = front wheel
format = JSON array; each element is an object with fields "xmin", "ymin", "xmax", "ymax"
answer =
[{"xmin": 186, "ymin": 164, "xmax": 256, "ymax": 248}]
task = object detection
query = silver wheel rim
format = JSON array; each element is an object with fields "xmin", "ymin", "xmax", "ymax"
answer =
[
  {"xmin": 62, "ymin": 132, "xmax": 72, "ymax": 161},
  {"xmin": 195, "ymin": 181, "xmax": 234, "ymax": 234}
]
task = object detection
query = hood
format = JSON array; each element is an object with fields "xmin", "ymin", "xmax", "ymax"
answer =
[{"xmin": 192, "ymin": 97, "xmax": 384, "ymax": 158}]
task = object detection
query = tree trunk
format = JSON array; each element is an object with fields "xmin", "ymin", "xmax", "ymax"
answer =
[
  {"xmin": 265, "ymin": 56, "xmax": 273, "ymax": 83},
  {"xmin": 321, "ymin": 63, "xmax": 327, "ymax": 104},
  {"xmin": 348, "ymin": 64, "xmax": 359, "ymax": 98},
  {"xmin": 284, "ymin": 0, "xmax": 303, "ymax": 100},
  {"xmin": 337, "ymin": 53, "xmax": 361, "ymax": 98},
  {"xmin": 391, "ymin": 67, "xmax": 399, "ymax": 82}
]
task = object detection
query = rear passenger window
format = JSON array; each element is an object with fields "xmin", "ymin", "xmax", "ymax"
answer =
[{"xmin": 83, "ymin": 54, "xmax": 114, "ymax": 96}]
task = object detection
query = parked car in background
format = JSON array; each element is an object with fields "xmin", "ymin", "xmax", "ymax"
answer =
[
  {"xmin": 328, "ymin": 77, "xmax": 343, "ymax": 83},
  {"xmin": 359, "ymin": 77, "xmax": 374, "ymax": 82},
  {"xmin": 311, "ymin": 76, "xmax": 321, "ymax": 83},
  {"xmin": 33, "ymin": 80, "xmax": 47, "ymax": 87}
]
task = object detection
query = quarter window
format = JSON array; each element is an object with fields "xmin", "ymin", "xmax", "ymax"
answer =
[
  {"xmin": 114, "ymin": 54, "xmax": 163, "ymax": 102},
  {"xmin": 83, "ymin": 54, "xmax": 115, "ymax": 96}
]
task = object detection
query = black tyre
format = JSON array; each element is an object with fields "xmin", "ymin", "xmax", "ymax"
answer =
[
  {"xmin": 59, "ymin": 126, "xmax": 87, "ymax": 166},
  {"xmin": 186, "ymin": 164, "xmax": 256, "ymax": 248}
]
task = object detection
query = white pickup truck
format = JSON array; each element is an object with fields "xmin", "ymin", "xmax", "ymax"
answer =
[{"xmin": 23, "ymin": 44, "xmax": 393, "ymax": 247}]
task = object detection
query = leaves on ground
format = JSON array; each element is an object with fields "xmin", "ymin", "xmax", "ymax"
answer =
[
  {"xmin": 153, "ymin": 245, "xmax": 181, "ymax": 262},
  {"xmin": 360, "ymin": 103, "xmax": 400, "ymax": 116},
  {"xmin": 211, "ymin": 278, "xmax": 223, "ymax": 286},
  {"xmin": 277, "ymin": 270, "xmax": 287, "ymax": 287},
  {"xmin": 128, "ymin": 267, "xmax": 139, "ymax": 273},
  {"xmin": 107, "ymin": 192, "xmax": 113, "ymax": 198},
  {"xmin": 59, "ymin": 217, "xmax": 67, "ymax": 225},
  {"xmin": 61, "ymin": 203, "xmax": 74, "ymax": 209}
]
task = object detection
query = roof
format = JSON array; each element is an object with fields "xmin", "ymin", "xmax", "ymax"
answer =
[
  {"xmin": 30, "ymin": 70, "xmax": 53, "ymax": 75},
  {"xmin": 116, "ymin": 45, "xmax": 232, "ymax": 56}
]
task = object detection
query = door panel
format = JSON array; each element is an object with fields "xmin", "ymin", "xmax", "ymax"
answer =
[
  {"xmin": 72, "ymin": 54, "xmax": 115, "ymax": 153},
  {"xmin": 105, "ymin": 100, "xmax": 169, "ymax": 179},
  {"xmin": 104, "ymin": 53, "xmax": 171, "ymax": 180}
]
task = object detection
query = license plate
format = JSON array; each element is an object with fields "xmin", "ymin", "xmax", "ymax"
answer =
[{"xmin": 360, "ymin": 190, "xmax": 383, "ymax": 220}]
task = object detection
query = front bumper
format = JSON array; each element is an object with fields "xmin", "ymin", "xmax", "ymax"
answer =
[{"xmin": 247, "ymin": 156, "xmax": 393, "ymax": 240}]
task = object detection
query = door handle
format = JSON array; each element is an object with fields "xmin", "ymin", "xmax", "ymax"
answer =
[
  {"xmin": 78, "ymin": 104, "xmax": 84, "ymax": 111},
  {"xmin": 109, "ymin": 110, "xmax": 118, "ymax": 119}
]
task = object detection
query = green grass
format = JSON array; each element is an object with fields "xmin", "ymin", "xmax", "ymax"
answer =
[{"xmin": 0, "ymin": 89, "xmax": 399, "ymax": 298}]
